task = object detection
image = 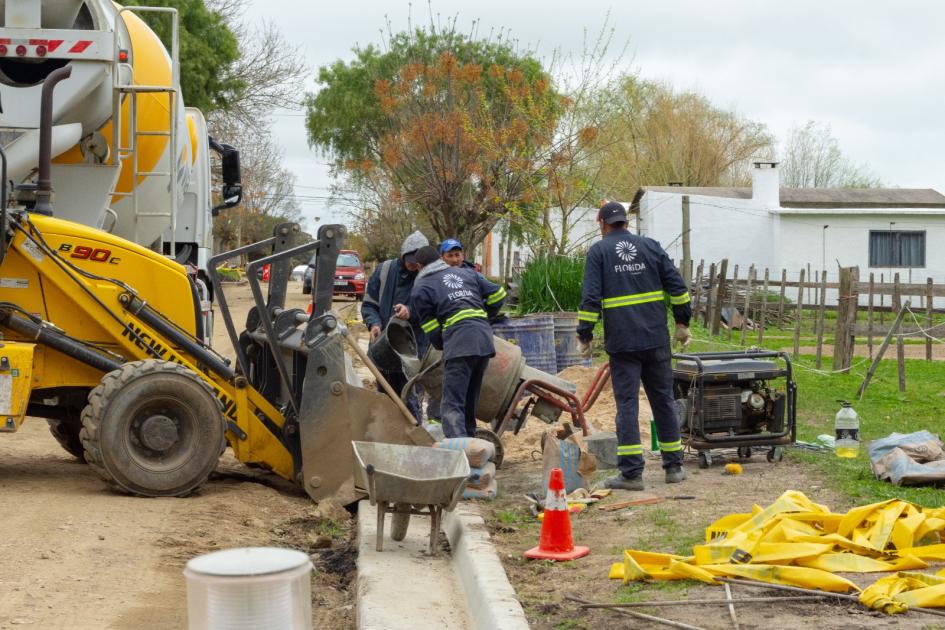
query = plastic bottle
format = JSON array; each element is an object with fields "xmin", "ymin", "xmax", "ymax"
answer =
[{"xmin": 834, "ymin": 401, "xmax": 860, "ymax": 458}]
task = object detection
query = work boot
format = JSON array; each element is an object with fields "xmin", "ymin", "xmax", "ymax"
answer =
[
  {"xmin": 604, "ymin": 475, "xmax": 645, "ymax": 491},
  {"xmin": 665, "ymin": 466, "xmax": 688, "ymax": 484}
]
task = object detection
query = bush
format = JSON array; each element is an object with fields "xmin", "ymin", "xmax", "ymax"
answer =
[{"xmin": 517, "ymin": 255, "xmax": 585, "ymax": 314}]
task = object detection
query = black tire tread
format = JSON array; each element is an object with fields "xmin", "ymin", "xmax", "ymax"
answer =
[
  {"xmin": 79, "ymin": 360, "xmax": 224, "ymax": 497},
  {"xmin": 47, "ymin": 417, "xmax": 86, "ymax": 461}
]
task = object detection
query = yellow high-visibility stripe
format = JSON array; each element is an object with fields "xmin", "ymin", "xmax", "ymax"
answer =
[
  {"xmin": 659, "ymin": 440, "xmax": 683, "ymax": 453},
  {"xmin": 602, "ymin": 290, "xmax": 665, "ymax": 309},
  {"xmin": 443, "ymin": 308, "xmax": 488, "ymax": 328},
  {"xmin": 578, "ymin": 310, "xmax": 599, "ymax": 323},
  {"xmin": 617, "ymin": 444, "xmax": 644, "ymax": 455},
  {"xmin": 421, "ymin": 319, "xmax": 440, "ymax": 333},
  {"xmin": 486, "ymin": 287, "xmax": 506, "ymax": 305},
  {"xmin": 669, "ymin": 292, "xmax": 691, "ymax": 305}
]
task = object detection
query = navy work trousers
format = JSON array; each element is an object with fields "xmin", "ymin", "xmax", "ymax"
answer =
[
  {"xmin": 440, "ymin": 355, "xmax": 489, "ymax": 438},
  {"xmin": 609, "ymin": 343, "xmax": 683, "ymax": 478}
]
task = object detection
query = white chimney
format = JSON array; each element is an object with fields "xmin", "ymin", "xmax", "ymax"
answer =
[{"xmin": 751, "ymin": 161, "xmax": 780, "ymax": 208}]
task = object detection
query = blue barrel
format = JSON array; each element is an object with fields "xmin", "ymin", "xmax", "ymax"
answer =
[
  {"xmin": 553, "ymin": 312, "xmax": 591, "ymax": 372},
  {"xmin": 492, "ymin": 314, "xmax": 557, "ymax": 374}
]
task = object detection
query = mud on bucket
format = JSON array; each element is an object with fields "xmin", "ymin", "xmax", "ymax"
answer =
[{"xmin": 368, "ymin": 319, "xmax": 418, "ymax": 373}]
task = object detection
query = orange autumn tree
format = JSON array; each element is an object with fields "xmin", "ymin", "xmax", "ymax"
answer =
[{"xmin": 306, "ymin": 26, "xmax": 563, "ymax": 249}]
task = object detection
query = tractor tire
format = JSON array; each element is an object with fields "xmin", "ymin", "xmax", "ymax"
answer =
[
  {"xmin": 47, "ymin": 416, "xmax": 86, "ymax": 461},
  {"xmin": 79, "ymin": 360, "xmax": 226, "ymax": 497}
]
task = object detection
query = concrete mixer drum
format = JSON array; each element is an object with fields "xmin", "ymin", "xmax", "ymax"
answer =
[{"xmin": 0, "ymin": 0, "xmax": 241, "ymax": 276}]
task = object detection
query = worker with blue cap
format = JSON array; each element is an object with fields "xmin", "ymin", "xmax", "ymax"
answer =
[{"xmin": 439, "ymin": 238, "xmax": 479, "ymax": 270}]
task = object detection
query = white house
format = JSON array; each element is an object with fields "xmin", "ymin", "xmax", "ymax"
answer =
[{"xmin": 631, "ymin": 162, "xmax": 945, "ymax": 290}]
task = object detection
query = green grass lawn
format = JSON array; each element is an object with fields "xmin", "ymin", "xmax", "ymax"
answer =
[{"xmin": 686, "ymin": 321, "xmax": 945, "ymax": 508}]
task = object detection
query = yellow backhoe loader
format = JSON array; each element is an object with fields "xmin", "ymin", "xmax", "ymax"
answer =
[{"xmin": 0, "ymin": 67, "xmax": 430, "ymax": 505}]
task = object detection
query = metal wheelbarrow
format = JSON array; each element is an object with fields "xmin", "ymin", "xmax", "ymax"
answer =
[{"xmin": 352, "ymin": 441, "xmax": 470, "ymax": 555}]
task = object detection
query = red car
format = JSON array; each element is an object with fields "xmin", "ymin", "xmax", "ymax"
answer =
[{"xmin": 303, "ymin": 249, "xmax": 366, "ymax": 300}]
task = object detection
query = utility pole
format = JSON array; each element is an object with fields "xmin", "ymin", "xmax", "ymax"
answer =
[{"xmin": 681, "ymin": 195, "xmax": 691, "ymax": 289}]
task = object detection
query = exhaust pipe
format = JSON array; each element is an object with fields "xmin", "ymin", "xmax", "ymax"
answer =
[{"xmin": 34, "ymin": 65, "xmax": 73, "ymax": 216}]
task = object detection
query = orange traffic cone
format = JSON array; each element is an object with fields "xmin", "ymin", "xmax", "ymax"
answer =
[{"xmin": 524, "ymin": 467, "xmax": 590, "ymax": 561}]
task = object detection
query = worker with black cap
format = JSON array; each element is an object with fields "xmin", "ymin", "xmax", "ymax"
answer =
[
  {"xmin": 411, "ymin": 245, "xmax": 507, "ymax": 438},
  {"xmin": 362, "ymin": 230, "xmax": 430, "ymax": 421},
  {"xmin": 577, "ymin": 201, "xmax": 693, "ymax": 491}
]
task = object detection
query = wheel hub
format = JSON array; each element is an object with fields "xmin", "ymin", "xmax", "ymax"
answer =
[{"xmin": 138, "ymin": 414, "xmax": 179, "ymax": 452}]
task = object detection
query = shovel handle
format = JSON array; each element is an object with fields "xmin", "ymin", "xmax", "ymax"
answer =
[{"xmin": 344, "ymin": 332, "xmax": 418, "ymax": 428}]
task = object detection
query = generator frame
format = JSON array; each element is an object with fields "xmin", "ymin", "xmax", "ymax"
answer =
[{"xmin": 672, "ymin": 350, "xmax": 797, "ymax": 468}]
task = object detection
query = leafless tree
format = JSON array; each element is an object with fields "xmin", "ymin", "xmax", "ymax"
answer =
[
  {"xmin": 779, "ymin": 120, "xmax": 881, "ymax": 188},
  {"xmin": 206, "ymin": 0, "xmax": 308, "ymax": 135},
  {"xmin": 213, "ymin": 123, "xmax": 300, "ymax": 256}
]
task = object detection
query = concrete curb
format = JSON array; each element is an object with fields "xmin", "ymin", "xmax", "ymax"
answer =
[
  {"xmin": 355, "ymin": 501, "xmax": 529, "ymax": 629},
  {"xmin": 443, "ymin": 505, "xmax": 530, "ymax": 630},
  {"xmin": 356, "ymin": 501, "xmax": 470, "ymax": 629}
]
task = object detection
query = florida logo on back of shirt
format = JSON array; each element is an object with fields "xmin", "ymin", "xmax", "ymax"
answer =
[
  {"xmin": 614, "ymin": 240, "xmax": 647, "ymax": 274},
  {"xmin": 443, "ymin": 273, "xmax": 464, "ymax": 289},
  {"xmin": 616, "ymin": 240, "xmax": 637, "ymax": 262}
]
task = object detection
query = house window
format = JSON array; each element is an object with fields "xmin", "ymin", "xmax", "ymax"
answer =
[{"xmin": 868, "ymin": 230, "xmax": 926, "ymax": 268}]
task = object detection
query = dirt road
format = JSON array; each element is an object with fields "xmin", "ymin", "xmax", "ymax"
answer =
[{"xmin": 0, "ymin": 283, "xmax": 360, "ymax": 629}]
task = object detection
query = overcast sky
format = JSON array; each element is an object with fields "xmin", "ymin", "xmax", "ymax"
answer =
[{"xmin": 242, "ymin": 0, "xmax": 945, "ymax": 231}]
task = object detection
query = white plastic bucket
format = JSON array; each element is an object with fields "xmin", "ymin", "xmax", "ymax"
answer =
[{"xmin": 184, "ymin": 547, "xmax": 312, "ymax": 630}]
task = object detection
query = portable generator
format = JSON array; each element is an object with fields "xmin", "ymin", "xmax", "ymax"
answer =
[{"xmin": 672, "ymin": 350, "xmax": 796, "ymax": 468}]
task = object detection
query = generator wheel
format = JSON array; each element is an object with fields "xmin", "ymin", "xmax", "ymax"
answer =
[
  {"xmin": 767, "ymin": 447, "xmax": 784, "ymax": 463},
  {"xmin": 698, "ymin": 451, "xmax": 712, "ymax": 469},
  {"xmin": 47, "ymin": 416, "xmax": 86, "ymax": 461},
  {"xmin": 79, "ymin": 360, "xmax": 225, "ymax": 497},
  {"xmin": 737, "ymin": 446, "xmax": 753, "ymax": 460}
]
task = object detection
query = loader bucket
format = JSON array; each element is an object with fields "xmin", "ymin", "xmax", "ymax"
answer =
[{"xmin": 296, "ymin": 329, "xmax": 434, "ymax": 505}]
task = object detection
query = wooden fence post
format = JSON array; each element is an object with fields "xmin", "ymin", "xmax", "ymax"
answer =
[
  {"xmin": 927, "ymin": 278, "xmax": 934, "ymax": 362},
  {"xmin": 758, "ymin": 268, "xmax": 770, "ymax": 345},
  {"xmin": 867, "ymin": 273, "xmax": 875, "ymax": 360},
  {"xmin": 702, "ymin": 263, "xmax": 719, "ymax": 333},
  {"xmin": 741, "ymin": 268, "xmax": 754, "ymax": 346},
  {"xmin": 806, "ymin": 263, "xmax": 812, "ymax": 320},
  {"xmin": 858, "ymin": 299, "xmax": 910, "ymax": 399},
  {"xmin": 692, "ymin": 260, "xmax": 705, "ymax": 321},
  {"xmin": 793, "ymin": 268, "xmax": 805, "ymax": 360},
  {"xmin": 815, "ymin": 270, "xmax": 828, "ymax": 369},
  {"xmin": 879, "ymin": 273, "xmax": 885, "ymax": 325},
  {"xmin": 727, "ymin": 264, "xmax": 739, "ymax": 341},
  {"xmin": 712, "ymin": 259, "xmax": 728, "ymax": 336},
  {"xmin": 894, "ymin": 274, "xmax": 905, "ymax": 392},
  {"xmin": 777, "ymin": 269, "xmax": 787, "ymax": 327},
  {"xmin": 833, "ymin": 266, "xmax": 860, "ymax": 372}
]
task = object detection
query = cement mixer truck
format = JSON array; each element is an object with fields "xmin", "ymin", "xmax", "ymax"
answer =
[{"xmin": 0, "ymin": 0, "xmax": 243, "ymax": 340}]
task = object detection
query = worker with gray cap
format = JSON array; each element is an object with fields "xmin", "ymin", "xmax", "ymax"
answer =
[
  {"xmin": 577, "ymin": 201, "xmax": 693, "ymax": 491},
  {"xmin": 361, "ymin": 230, "xmax": 430, "ymax": 421}
]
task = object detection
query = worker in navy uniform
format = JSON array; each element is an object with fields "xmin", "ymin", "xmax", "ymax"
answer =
[
  {"xmin": 361, "ymin": 230, "xmax": 429, "ymax": 421},
  {"xmin": 411, "ymin": 246, "xmax": 507, "ymax": 438},
  {"xmin": 439, "ymin": 238, "xmax": 477, "ymax": 270},
  {"xmin": 577, "ymin": 201, "xmax": 693, "ymax": 490}
]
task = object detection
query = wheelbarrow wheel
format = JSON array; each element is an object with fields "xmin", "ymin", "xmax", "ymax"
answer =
[
  {"xmin": 390, "ymin": 504, "xmax": 411, "ymax": 541},
  {"xmin": 475, "ymin": 427, "xmax": 505, "ymax": 469}
]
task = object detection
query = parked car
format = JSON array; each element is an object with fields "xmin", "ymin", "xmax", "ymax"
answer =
[{"xmin": 303, "ymin": 250, "xmax": 366, "ymax": 300}]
